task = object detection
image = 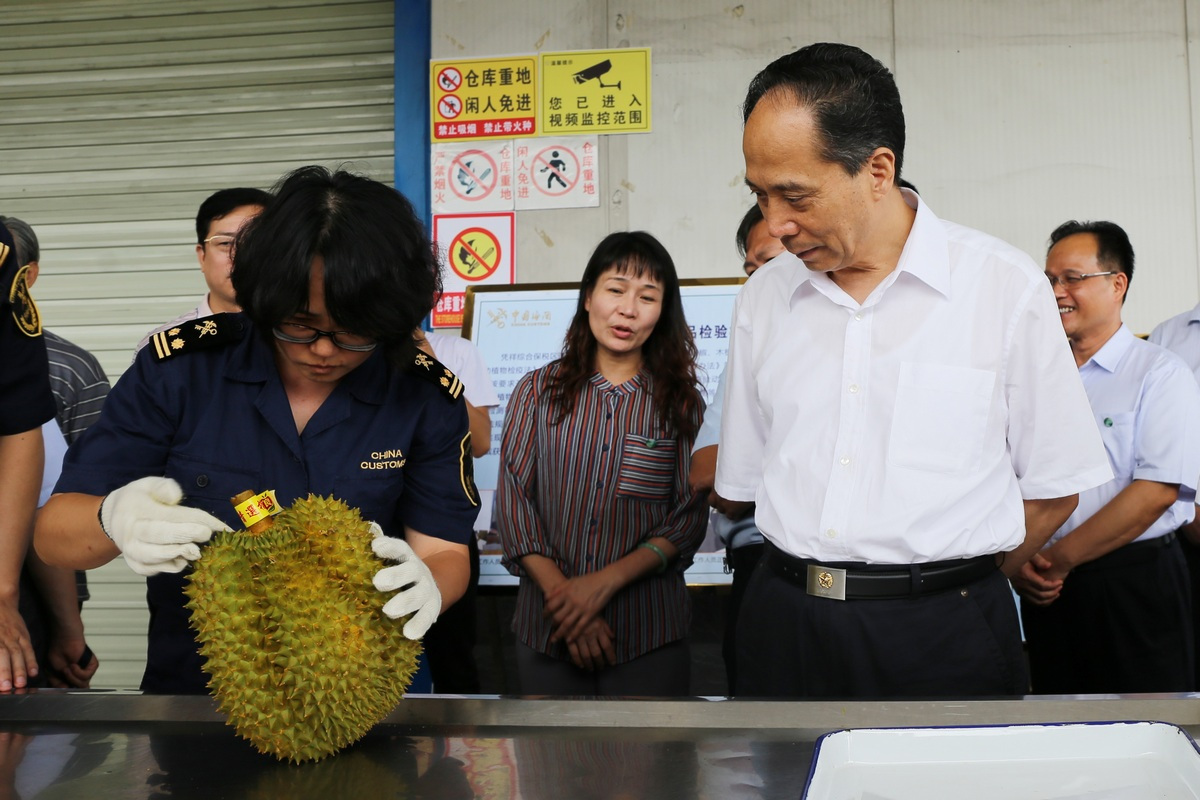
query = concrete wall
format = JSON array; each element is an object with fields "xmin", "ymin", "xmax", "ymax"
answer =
[{"xmin": 432, "ymin": 0, "xmax": 1200, "ymax": 334}]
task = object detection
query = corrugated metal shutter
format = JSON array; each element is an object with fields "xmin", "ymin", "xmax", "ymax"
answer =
[{"xmin": 1, "ymin": 0, "xmax": 396, "ymax": 689}]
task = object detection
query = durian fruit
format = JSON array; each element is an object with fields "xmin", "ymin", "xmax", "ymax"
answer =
[{"xmin": 186, "ymin": 492, "xmax": 423, "ymax": 763}]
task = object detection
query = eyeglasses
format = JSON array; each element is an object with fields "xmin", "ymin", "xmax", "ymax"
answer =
[
  {"xmin": 1044, "ymin": 270, "xmax": 1119, "ymax": 288},
  {"xmin": 272, "ymin": 322, "xmax": 377, "ymax": 352},
  {"xmin": 202, "ymin": 235, "xmax": 236, "ymax": 253}
]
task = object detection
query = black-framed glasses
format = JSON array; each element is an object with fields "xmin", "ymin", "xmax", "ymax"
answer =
[
  {"xmin": 272, "ymin": 322, "xmax": 377, "ymax": 352},
  {"xmin": 201, "ymin": 235, "xmax": 236, "ymax": 253},
  {"xmin": 1045, "ymin": 270, "xmax": 1119, "ymax": 288}
]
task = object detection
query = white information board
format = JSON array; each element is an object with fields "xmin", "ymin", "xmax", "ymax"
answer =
[{"xmin": 462, "ymin": 279, "xmax": 742, "ymax": 586}]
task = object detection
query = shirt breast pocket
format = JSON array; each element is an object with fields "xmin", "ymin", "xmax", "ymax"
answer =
[
  {"xmin": 1098, "ymin": 411, "xmax": 1134, "ymax": 481},
  {"xmin": 616, "ymin": 434, "xmax": 677, "ymax": 503},
  {"xmin": 333, "ymin": 473, "xmax": 404, "ymax": 532},
  {"xmin": 164, "ymin": 453, "xmax": 262, "ymax": 523},
  {"xmin": 887, "ymin": 362, "xmax": 996, "ymax": 474}
]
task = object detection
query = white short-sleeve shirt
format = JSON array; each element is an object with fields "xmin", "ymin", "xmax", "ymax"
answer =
[
  {"xmin": 714, "ymin": 190, "xmax": 1112, "ymax": 564},
  {"xmin": 1049, "ymin": 325, "xmax": 1200, "ymax": 546},
  {"xmin": 426, "ymin": 332, "xmax": 500, "ymax": 409},
  {"xmin": 1149, "ymin": 303, "xmax": 1200, "ymax": 375}
]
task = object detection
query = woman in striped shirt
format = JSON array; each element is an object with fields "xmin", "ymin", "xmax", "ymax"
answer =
[{"xmin": 497, "ymin": 231, "xmax": 708, "ymax": 696}]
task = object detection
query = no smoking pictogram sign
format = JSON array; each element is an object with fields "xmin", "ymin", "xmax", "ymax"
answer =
[
  {"xmin": 449, "ymin": 228, "xmax": 502, "ymax": 282},
  {"xmin": 449, "ymin": 150, "xmax": 498, "ymax": 202},
  {"xmin": 531, "ymin": 146, "xmax": 581, "ymax": 196},
  {"xmin": 437, "ymin": 67, "xmax": 462, "ymax": 92}
]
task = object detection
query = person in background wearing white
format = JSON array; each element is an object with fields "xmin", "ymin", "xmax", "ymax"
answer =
[
  {"xmin": 135, "ymin": 187, "xmax": 271, "ymax": 354},
  {"xmin": 715, "ymin": 43, "xmax": 1111, "ymax": 698},
  {"xmin": 1018, "ymin": 220, "xmax": 1200, "ymax": 693}
]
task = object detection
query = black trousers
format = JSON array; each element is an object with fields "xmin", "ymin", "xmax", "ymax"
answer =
[
  {"xmin": 1181, "ymin": 534, "xmax": 1200, "ymax": 689},
  {"xmin": 722, "ymin": 542, "xmax": 764, "ymax": 695},
  {"xmin": 423, "ymin": 533, "xmax": 481, "ymax": 693},
  {"xmin": 735, "ymin": 561, "xmax": 1027, "ymax": 698},
  {"xmin": 1022, "ymin": 535, "xmax": 1194, "ymax": 694}
]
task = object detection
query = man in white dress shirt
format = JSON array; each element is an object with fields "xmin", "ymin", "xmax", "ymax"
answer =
[
  {"xmin": 1017, "ymin": 221, "xmax": 1200, "ymax": 693},
  {"xmin": 714, "ymin": 42, "xmax": 1112, "ymax": 698}
]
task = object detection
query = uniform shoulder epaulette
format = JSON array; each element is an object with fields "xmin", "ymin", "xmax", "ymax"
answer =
[
  {"xmin": 410, "ymin": 351, "xmax": 464, "ymax": 403},
  {"xmin": 148, "ymin": 313, "xmax": 244, "ymax": 362}
]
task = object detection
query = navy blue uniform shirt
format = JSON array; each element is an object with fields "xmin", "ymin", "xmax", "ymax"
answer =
[
  {"xmin": 56, "ymin": 315, "xmax": 479, "ymax": 693},
  {"xmin": 0, "ymin": 221, "xmax": 54, "ymax": 435}
]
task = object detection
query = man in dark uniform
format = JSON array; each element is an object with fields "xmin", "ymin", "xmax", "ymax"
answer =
[
  {"xmin": 0, "ymin": 220, "xmax": 56, "ymax": 692},
  {"xmin": 35, "ymin": 167, "xmax": 480, "ymax": 694}
]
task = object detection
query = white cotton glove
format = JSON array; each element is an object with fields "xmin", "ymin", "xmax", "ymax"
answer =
[
  {"xmin": 370, "ymin": 525, "xmax": 442, "ymax": 640},
  {"xmin": 99, "ymin": 477, "xmax": 230, "ymax": 576}
]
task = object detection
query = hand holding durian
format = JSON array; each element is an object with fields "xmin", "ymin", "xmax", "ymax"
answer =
[
  {"xmin": 371, "ymin": 525, "xmax": 442, "ymax": 639},
  {"xmin": 97, "ymin": 476, "xmax": 230, "ymax": 576}
]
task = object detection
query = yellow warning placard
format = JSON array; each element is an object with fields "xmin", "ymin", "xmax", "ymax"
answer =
[
  {"xmin": 431, "ymin": 56, "xmax": 538, "ymax": 142},
  {"xmin": 540, "ymin": 48, "xmax": 651, "ymax": 135}
]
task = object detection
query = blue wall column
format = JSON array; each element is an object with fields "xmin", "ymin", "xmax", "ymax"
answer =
[{"xmin": 394, "ymin": 0, "xmax": 432, "ymax": 224}]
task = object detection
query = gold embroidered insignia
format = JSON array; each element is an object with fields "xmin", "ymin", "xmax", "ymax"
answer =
[
  {"xmin": 147, "ymin": 313, "xmax": 244, "ymax": 363},
  {"xmin": 9, "ymin": 265, "xmax": 42, "ymax": 337},
  {"xmin": 409, "ymin": 351, "xmax": 464, "ymax": 402}
]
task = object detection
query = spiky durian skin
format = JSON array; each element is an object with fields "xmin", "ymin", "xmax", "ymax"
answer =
[{"xmin": 185, "ymin": 495, "xmax": 423, "ymax": 763}]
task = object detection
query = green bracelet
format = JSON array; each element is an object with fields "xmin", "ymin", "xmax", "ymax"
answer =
[{"xmin": 638, "ymin": 541, "xmax": 669, "ymax": 574}]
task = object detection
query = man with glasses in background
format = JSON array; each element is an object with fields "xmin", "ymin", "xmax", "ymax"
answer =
[
  {"xmin": 136, "ymin": 188, "xmax": 271, "ymax": 354},
  {"xmin": 1016, "ymin": 220, "xmax": 1200, "ymax": 693}
]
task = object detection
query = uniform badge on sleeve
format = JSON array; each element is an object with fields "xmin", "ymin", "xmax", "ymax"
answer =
[
  {"xmin": 9, "ymin": 265, "xmax": 42, "ymax": 338},
  {"xmin": 459, "ymin": 431, "xmax": 481, "ymax": 508},
  {"xmin": 149, "ymin": 313, "xmax": 244, "ymax": 362}
]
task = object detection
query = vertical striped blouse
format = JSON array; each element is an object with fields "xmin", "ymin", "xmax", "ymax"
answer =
[{"xmin": 497, "ymin": 362, "xmax": 708, "ymax": 664}]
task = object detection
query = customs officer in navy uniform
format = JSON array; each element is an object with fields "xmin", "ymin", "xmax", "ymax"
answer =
[
  {"xmin": 35, "ymin": 167, "xmax": 480, "ymax": 694},
  {"xmin": 0, "ymin": 220, "xmax": 57, "ymax": 691}
]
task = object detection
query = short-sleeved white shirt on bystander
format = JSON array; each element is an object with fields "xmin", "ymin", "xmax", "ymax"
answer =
[
  {"xmin": 1050, "ymin": 324, "xmax": 1200, "ymax": 546},
  {"xmin": 1149, "ymin": 303, "xmax": 1200, "ymax": 375},
  {"xmin": 426, "ymin": 332, "xmax": 500, "ymax": 409},
  {"xmin": 714, "ymin": 189, "xmax": 1112, "ymax": 564}
]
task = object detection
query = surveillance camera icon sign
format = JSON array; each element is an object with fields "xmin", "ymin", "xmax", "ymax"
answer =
[{"xmin": 572, "ymin": 60, "xmax": 621, "ymax": 89}]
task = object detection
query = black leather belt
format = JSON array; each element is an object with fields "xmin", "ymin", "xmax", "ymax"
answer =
[
  {"xmin": 762, "ymin": 540, "xmax": 997, "ymax": 601},
  {"xmin": 1072, "ymin": 530, "xmax": 1178, "ymax": 574}
]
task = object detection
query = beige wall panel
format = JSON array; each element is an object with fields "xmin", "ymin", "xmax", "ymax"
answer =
[
  {"xmin": 621, "ymin": 2, "xmax": 893, "ymax": 278},
  {"xmin": 897, "ymin": 0, "xmax": 1196, "ymax": 334}
]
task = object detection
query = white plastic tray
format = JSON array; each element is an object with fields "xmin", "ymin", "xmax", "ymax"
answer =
[{"xmin": 803, "ymin": 722, "xmax": 1200, "ymax": 800}]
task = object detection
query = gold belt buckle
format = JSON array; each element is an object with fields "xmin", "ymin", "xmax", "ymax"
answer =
[{"xmin": 806, "ymin": 565, "xmax": 847, "ymax": 601}]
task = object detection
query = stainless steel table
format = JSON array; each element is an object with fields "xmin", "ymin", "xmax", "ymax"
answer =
[{"xmin": 1, "ymin": 691, "xmax": 1197, "ymax": 798}]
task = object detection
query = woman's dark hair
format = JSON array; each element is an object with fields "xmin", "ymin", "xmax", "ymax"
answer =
[
  {"xmin": 231, "ymin": 165, "xmax": 440, "ymax": 369},
  {"xmin": 548, "ymin": 231, "xmax": 702, "ymax": 439}
]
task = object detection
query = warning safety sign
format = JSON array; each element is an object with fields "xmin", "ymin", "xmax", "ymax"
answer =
[
  {"xmin": 432, "ymin": 213, "xmax": 516, "ymax": 328},
  {"xmin": 541, "ymin": 48, "xmax": 651, "ymax": 135},
  {"xmin": 432, "ymin": 141, "xmax": 515, "ymax": 213},
  {"xmin": 431, "ymin": 56, "xmax": 538, "ymax": 142},
  {"xmin": 514, "ymin": 136, "xmax": 600, "ymax": 210}
]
